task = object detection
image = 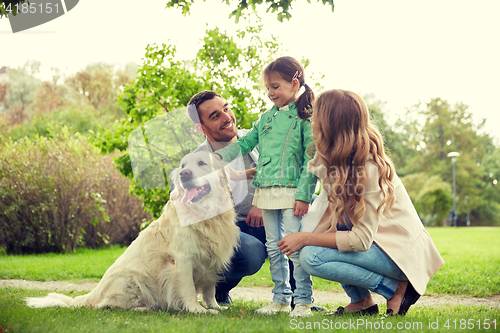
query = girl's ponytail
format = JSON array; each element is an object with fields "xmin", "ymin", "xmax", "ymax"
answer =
[{"xmin": 296, "ymin": 83, "xmax": 314, "ymax": 120}]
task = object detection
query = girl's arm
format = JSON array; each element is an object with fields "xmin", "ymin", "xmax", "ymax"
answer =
[
  {"xmin": 277, "ymin": 232, "xmax": 337, "ymax": 256},
  {"xmin": 228, "ymin": 167, "xmax": 256, "ymax": 181}
]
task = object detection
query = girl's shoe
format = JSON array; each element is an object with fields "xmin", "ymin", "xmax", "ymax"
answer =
[
  {"xmin": 290, "ymin": 303, "xmax": 313, "ymax": 317},
  {"xmin": 255, "ymin": 301, "xmax": 291, "ymax": 314}
]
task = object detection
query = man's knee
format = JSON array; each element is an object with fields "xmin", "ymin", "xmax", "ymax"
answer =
[{"xmin": 237, "ymin": 232, "xmax": 266, "ymax": 274}]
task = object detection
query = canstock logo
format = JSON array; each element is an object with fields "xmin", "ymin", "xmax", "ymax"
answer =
[{"xmin": 2, "ymin": 0, "xmax": 79, "ymax": 33}]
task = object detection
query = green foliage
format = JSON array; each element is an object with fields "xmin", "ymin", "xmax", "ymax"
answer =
[
  {"xmin": 92, "ymin": 26, "xmax": 281, "ymax": 219},
  {"xmin": 0, "ymin": 129, "xmax": 149, "ymax": 254},
  {"xmin": 401, "ymin": 173, "xmax": 453, "ymax": 226},
  {"xmin": 165, "ymin": 0, "xmax": 335, "ymax": 22},
  {"xmin": 5, "ymin": 104, "xmax": 125, "ymax": 142},
  {"xmin": 365, "ymin": 94, "xmax": 411, "ymax": 172},
  {"xmin": 0, "ymin": 0, "xmax": 27, "ymax": 18},
  {"xmin": 390, "ymin": 98, "xmax": 500, "ymax": 225}
]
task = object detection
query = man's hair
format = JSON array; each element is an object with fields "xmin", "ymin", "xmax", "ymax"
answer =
[{"xmin": 187, "ymin": 90, "xmax": 222, "ymax": 124}]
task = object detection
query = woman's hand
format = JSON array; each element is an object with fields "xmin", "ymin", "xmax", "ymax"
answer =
[
  {"xmin": 293, "ymin": 200, "xmax": 309, "ymax": 217},
  {"xmin": 278, "ymin": 232, "xmax": 308, "ymax": 256}
]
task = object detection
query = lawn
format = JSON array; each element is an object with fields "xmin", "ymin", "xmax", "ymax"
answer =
[{"xmin": 1, "ymin": 227, "xmax": 499, "ymax": 332}]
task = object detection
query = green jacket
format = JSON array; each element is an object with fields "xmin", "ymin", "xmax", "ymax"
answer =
[{"xmin": 217, "ymin": 102, "xmax": 317, "ymax": 203}]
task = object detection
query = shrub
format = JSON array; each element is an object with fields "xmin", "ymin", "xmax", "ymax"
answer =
[
  {"xmin": 0, "ymin": 128, "xmax": 150, "ymax": 254},
  {"xmin": 401, "ymin": 173, "xmax": 453, "ymax": 226}
]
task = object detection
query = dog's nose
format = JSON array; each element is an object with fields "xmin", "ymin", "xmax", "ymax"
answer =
[{"xmin": 180, "ymin": 169, "xmax": 192, "ymax": 181}]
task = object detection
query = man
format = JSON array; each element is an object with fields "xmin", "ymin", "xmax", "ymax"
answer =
[
  {"xmin": 186, "ymin": 90, "xmax": 326, "ymax": 312},
  {"xmin": 187, "ymin": 90, "xmax": 266, "ymax": 306}
]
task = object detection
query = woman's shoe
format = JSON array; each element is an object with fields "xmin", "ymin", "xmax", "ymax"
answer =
[
  {"xmin": 398, "ymin": 282, "xmax": 420, "ymax": 315},
  {"xmin": 386, "ymin": 282, "xmax": 420, "ymax": 316},
  {"xmin": 327, "ymin": 304, "xmax": 379, "ymax": 316}
]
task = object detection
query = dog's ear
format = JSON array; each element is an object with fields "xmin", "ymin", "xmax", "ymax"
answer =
[{"xmin": 169, "ymin": 166, "xmax": 182, "ymax": 201}]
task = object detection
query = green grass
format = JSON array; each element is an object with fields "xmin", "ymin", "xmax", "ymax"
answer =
[
  {"xmin": 2, "ymin": 227, "xmax": 499, "ymax": 297},
  {"xmin": 0, "ymin": 246, "xmax": 127, "ymax": 282},
  {"xmin": 426, "ymin": 227, "xmax": 500, "ymax": 297},
  {"xmin": 1, "ymin": 227, "xmax": 500, "ymax": 332},
  {"xmin": 1, "ymin": 288, "xmax": 499, "ymax": 333}
]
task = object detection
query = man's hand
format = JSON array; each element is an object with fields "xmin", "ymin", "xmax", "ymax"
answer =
[
  {"xmin": 245, "ymin": 206, "xmax": 263, "ymax": 228},
  {"xmin": 293, "ymin": 200, "xmax": 309, "ymax": 217}
]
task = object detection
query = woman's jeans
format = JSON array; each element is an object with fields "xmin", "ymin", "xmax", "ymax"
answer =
[
  {"xmin": 262, "ymin": 209, "xmax": 312, "ymax": 305},
  {"xmin": 299, "ymin": 243, "xmax": 407, "ymax": 303}
]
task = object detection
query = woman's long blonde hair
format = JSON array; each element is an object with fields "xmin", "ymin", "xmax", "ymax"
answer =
[{"xmin": 312, "ymin": 89, "xmax": 395, "ymax": 225}]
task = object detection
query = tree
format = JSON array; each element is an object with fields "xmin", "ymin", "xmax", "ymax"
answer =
[
  {"xmin": 398, "ymin": 98, "xmax": 499, "ymax": 225},
  {"xmin": 165, "ymin": 0, "xmax": 334, "ymax": 22},
  {"xmin": 0, "ymin": 62, "xmax": 42, "ymax": 124},
  {"xmin": 364, "ymin": 94, "xmax": 413, "ymax": 173},
  {"xmin": 400, "ymin": 173, "xmax": 453, "ymax": 226},
  {"xmin": 92, "ymin": 25, "xmax": 284, "ymax": 219},
  {"xmin": 65, "ymin": 63, "xmax": 136, "ymax": 110}
]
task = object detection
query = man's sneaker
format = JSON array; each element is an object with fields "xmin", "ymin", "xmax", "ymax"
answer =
[
  {"xmin": 290, "ymin": 303, "xmax": 313, "ymax": 317},
  {"xmin": 215, "ymin": 292, "xmax": 232, "ymax": 307},
  {"xmin": 255, "ymin": 301, "xmax": 291, "ymax": 314}
]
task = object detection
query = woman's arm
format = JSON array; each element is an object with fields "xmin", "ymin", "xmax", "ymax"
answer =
[{"xmin": 277, "ymin": 232, "xmax": 337, "ymax": 256}]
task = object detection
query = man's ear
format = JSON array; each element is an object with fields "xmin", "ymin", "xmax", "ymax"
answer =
[{"xmin": 195, "ymin": 123, "xmax": 205, "ymax": 135}]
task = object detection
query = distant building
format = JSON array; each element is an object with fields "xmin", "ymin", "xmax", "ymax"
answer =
[{"xmin": 0, "ymin": 66, "xmax": 7, "ymax": 83}]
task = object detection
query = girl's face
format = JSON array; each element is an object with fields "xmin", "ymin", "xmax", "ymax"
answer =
[{"xmin": 265, "ymin": 71, "xmax": 299, "ymax": 107}]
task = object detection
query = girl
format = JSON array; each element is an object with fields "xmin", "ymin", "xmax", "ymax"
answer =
[
  {"xmin": 277, "ymin": 89, "xmax": 444, "ymax": 316},
  {"xmin": 215, "ymin": 56, "xmax": 318, "ymax": 317}
]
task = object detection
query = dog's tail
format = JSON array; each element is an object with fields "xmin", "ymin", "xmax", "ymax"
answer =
[{"xmin": 25, "ymin": 293, "xmax": 75, "ymax": 308}]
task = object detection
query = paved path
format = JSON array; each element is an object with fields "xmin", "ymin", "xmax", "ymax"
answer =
[{"xmin": 2, "ymin": 279, "xmax": 499, "ymax": 309}]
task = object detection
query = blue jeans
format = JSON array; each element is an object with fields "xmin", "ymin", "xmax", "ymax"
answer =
[
  {"xmin": 216, "ymin": 223, "xmax": 266, "ymax": 295},
  {"xmin": 299, "ymin": 243, "xmax": 407, "ymax": 303},
  {"xmin": 262, "ymin": 208, "xmax": 313, "ymax": 305}
]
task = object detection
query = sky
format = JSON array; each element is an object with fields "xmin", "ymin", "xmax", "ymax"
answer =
[{"xmin": 1, "ymin": 0, "xmax": 499, "ymax": 143}]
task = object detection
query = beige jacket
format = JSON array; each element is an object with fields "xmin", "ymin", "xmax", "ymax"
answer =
[{"xmin": 301, "ymin": 153, "xmax": 444, "ymax": 295}]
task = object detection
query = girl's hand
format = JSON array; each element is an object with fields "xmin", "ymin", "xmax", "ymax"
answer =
[
  {"xmin": 227, "ymin": 167, "xmax": 244, "ymax": 181},
  {"xmin": 227, "ymin": 167, "xmax": 256, "ymax": 181},
  {"xmin": 278, "ymin": 232, "xmax": 307, "ymax": 256},
  {"xmin": 293, "ymin": 200, "xmax": 309, "ymax": 217}
]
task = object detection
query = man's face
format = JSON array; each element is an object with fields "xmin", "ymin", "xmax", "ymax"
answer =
[{"xmin": 197, "ymin": 96, "xmax": 238, "ymax": 144}]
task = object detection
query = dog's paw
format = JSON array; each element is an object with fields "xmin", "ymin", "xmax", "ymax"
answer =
[
  {"xmin": 207, "ymin": 309, "xmax": 220, "ymax": 315},
  {"xmin": 132, "ymin": 307, "xmax": 151, "ymax": 312}
]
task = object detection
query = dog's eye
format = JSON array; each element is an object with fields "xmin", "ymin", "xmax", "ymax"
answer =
[
  {"xmin": 181, "ymin": 164, "xmax": 186, "ymax": 169},
  {"xmin": 198, "ymin": 161, "xmax": 207, "ymax": 166}
]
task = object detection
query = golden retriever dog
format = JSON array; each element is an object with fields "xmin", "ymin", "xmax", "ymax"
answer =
[{"xmin": 26, "ymin": 151, "xmax": 240, "ymax": 314}]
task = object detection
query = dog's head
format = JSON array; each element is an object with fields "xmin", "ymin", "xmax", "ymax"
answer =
[{"xmin": 170, "ymin": 152, "xmax": 232, "ymax": 225}]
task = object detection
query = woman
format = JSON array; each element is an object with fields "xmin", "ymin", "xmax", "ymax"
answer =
[{"xmin": 277, "ymin": 89, "xmax": 444, "ymax": 316}]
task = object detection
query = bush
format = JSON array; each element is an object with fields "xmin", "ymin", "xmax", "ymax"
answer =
[
  {"xmin": 401, "ymin": 173, "xmax": 453, "ymax": 226},
  {"xmin": 0, "ymin": 128, "xmax": 150, "ymax": 254}
]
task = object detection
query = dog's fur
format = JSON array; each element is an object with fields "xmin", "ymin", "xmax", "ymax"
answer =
[{"xmin": 26, "ymin": 151, "xmax": 239, "ymax": 314}]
